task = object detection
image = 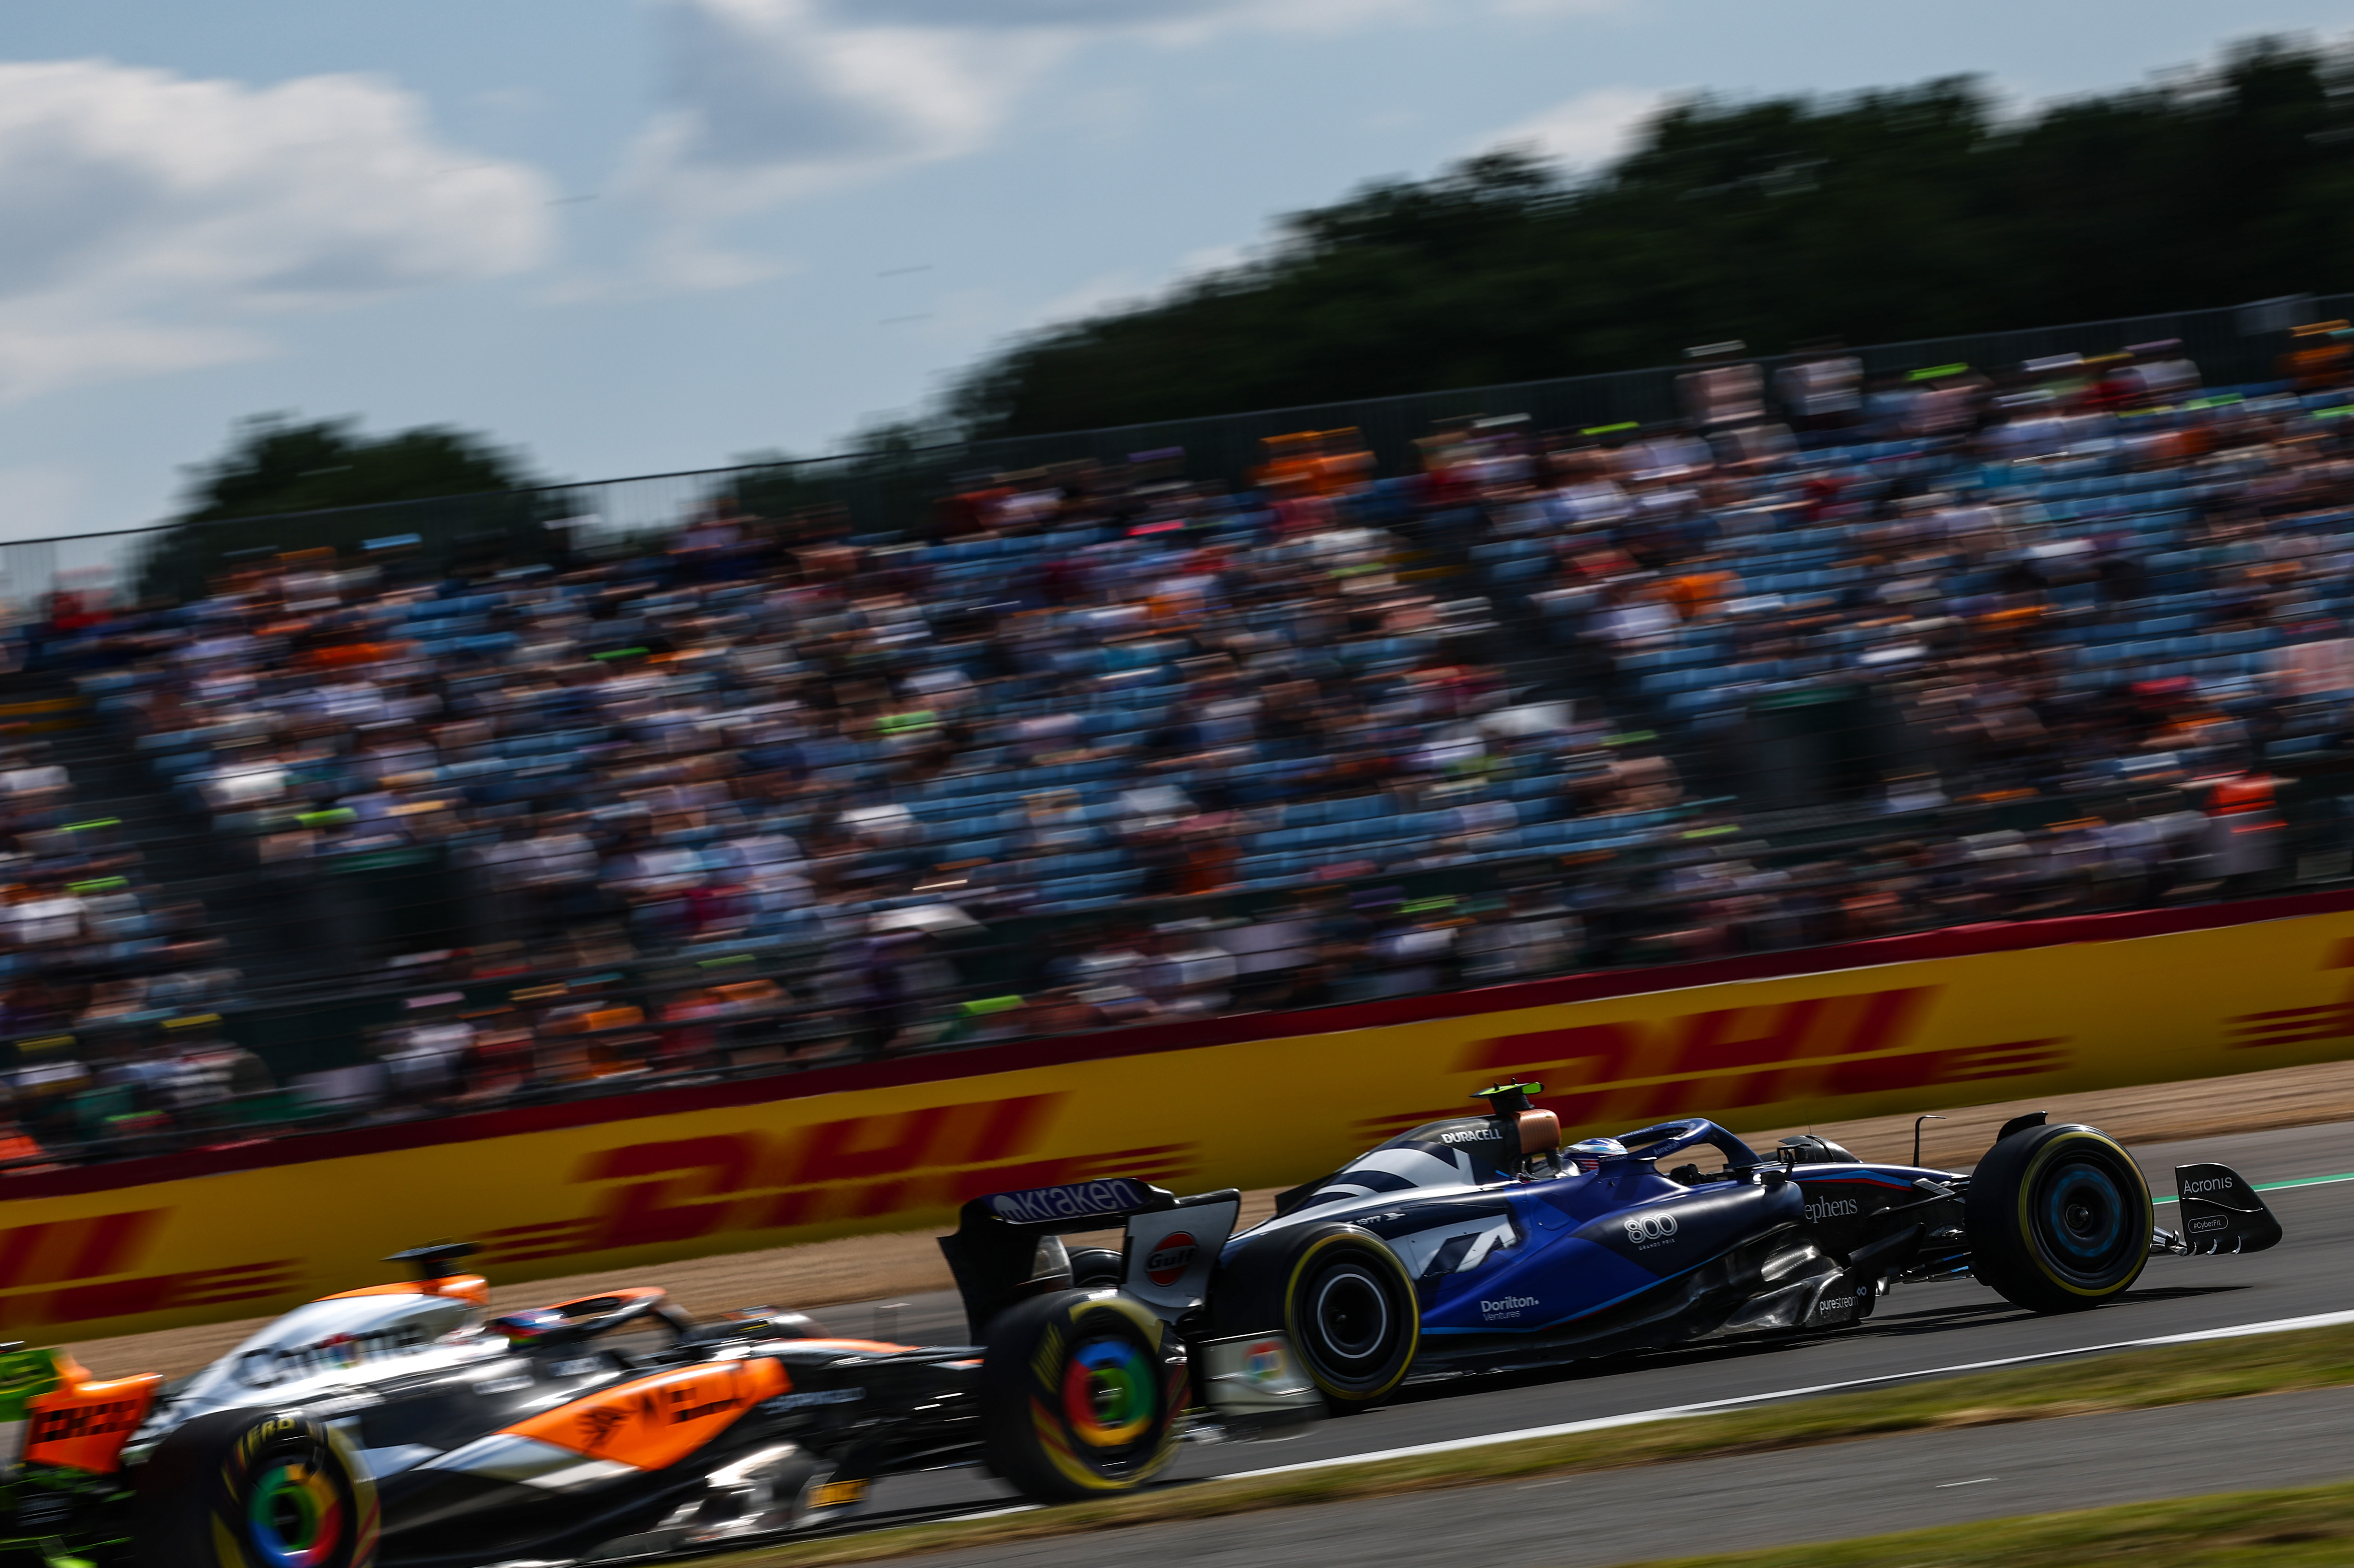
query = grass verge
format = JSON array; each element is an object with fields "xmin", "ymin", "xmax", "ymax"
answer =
[
  {"xmin": 1617, "ymin": 1477, "xmax": 2354, "ymax": 1567},
  {"xmin": 706, "ymin": 1320, "xmax": 2354, "ymax": 1567}
]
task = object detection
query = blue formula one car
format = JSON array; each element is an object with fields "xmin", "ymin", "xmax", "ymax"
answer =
[{"xmin": 1145, "ymin": 1083, "xmax": 2288, "ymax": 1412}]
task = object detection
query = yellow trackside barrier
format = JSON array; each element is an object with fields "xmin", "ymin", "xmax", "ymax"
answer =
[{"xmin": 10, "ymin": 895, "xmax": 2354, "ymax": 1342}]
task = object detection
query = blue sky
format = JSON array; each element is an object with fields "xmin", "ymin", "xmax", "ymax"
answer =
[{"xmin": 4, "ymin": 0, "xmax": 2352, "ymax": 546}]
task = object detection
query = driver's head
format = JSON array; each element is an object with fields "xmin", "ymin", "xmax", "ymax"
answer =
[{"xmin": 1566, "ymin": 1136, "xmax": 1627, "ymax": 1175}]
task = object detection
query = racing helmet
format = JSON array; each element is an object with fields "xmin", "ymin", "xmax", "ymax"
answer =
[{"xmin": 1566, "ymin": 1136, "xmax": 1627, "ymax": 1174}]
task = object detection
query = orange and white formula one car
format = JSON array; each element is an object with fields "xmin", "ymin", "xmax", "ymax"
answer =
[{"xmin": 0, "ymin": 1177, "xmax": 1314, "ymax": 1566}]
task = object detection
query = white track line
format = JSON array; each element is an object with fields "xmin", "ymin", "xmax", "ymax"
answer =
[{"xmin": 1218, "ymin": 1307, "xmax": 2354, "ymax": 1481}]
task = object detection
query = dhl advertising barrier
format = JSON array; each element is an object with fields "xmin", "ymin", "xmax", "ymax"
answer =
[{"xmin": 12, "ymin": 890, "xmax": 2354, "ymax": 1343}]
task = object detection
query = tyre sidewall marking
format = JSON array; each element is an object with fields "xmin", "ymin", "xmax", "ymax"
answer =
[
  {"xmin": 1282, "ymin": 1234, "xmax": 1413, "ymax": 1400},
  {"xmin": 213, "ymin": 1414, "xmax": 377, "ymax": 1568},
  {"xmin": 1027, "ymin": 1295, "xmax": 1181, "ymax": 1493},
  {"xmin": 2015, "ymin": 1132, "xmax": 2149, "ymax": 1296}
]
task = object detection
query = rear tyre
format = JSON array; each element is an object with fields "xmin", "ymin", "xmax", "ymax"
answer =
[
  {"xmin": 1281, "ymin": 1228, "xmax": 1418, "ymax": 1411},
  {"xmin": 1966, "ymin": 1122, "xmax": 2151, "ymax": 1314},
  {"xmin": 980, "ymin": 1289, "xmax": 1185, "ymax": 1504},
  {"xmin": 133, "ymin": 1409, "xmax": 378, "ymax": 1568},
  {"xmin": 1066, "ymin": 1246, "xmax": 1126, "ymax": 1288}
]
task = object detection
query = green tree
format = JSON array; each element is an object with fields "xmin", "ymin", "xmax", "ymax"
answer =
[
  {"xmin": 182, "ymin": 415, "xmax": 537, "ymax": 521},
  {"xmin": 719, "ymin": 418, "xmax": 965, "ymax": 544},
  {"xmin": 952, "ymin": 38, "xmax": 2354, "ymax": 439},
  {"xmin": 138, "ymin": 415, "xmax": 550, "ymax": 600}
]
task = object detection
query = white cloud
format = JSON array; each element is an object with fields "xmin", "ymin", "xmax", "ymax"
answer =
[
  {"xmin": 615, "ymin": 0, "xmax": 1079, "ymax": 286},
  {"xmin": 1481, "ymin": 85, "xmax": 1670, "ymax": 171},
  {"xmin": 0, "ymin": 59, "xmax": 555, "ymax": 403},
  {"xmin": 622, "ymin": 0, "xmax": 1653, "ymax": 284},
  {"xmin": 620, "ymin": 0, "xmax": 1443, "ymax": 281},
  {"xmin": 626, "ymin": 2, "xmax": 1068, "ymax": 212}
]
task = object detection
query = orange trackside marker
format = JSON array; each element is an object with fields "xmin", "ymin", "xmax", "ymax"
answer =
[
  {"xmin": 504, "ymin": 1358, "xmax": 788, "ymax": 1470},
  {"xmin": 24, "ymin": 1369, "xmax": 161, "ymax": 1473}
]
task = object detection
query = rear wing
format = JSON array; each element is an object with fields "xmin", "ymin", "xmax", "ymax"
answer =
[
  {"xmin": 938, "ymin": 1177, "xmax": 1239, "ymax": 1338},
  {"xmin": 971, "ymin": 1176, "xmax": 1175, "ymax": 1230}
]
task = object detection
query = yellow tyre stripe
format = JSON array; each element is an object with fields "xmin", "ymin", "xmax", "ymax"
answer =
[
  {"xmin": 2014, "ymin": 1131, "xmax": 2150, "ymax": 1297},
  {"xmin": 1283, "ymin": 1233, "xmax": 1416, "ymax": 1401}
]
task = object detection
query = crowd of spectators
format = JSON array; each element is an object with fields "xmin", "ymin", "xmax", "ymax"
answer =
[
  {"xmin": 15, "ymin": 334, "xmax": 2354, "ymax": 1151},
  {"xmin": 0, "ymin": 727, "xmax": 258, "ymax": 1167},
  {"xmin": 1504, "ymin": 343, "xmax": 2342, "ymax": 824}
]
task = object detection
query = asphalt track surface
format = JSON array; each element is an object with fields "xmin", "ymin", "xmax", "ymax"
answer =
[
  {"xmin": 807, "ymin": 1118, "xmax": 2354, "ymax": 1556},
  {"xmin": 914, "ymin": 1387, "xmax": 2354, "ymax": 1568}
]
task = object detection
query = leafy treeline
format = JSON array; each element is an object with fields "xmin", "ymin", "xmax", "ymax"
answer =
[
  {"xmin": 181, "ymin": 415, "xmax": 538, "ymax": 523},
  {"xmin": 953, "ymin": 38, "xmax": 2354, "ymax": 438},
  {"xmin": 138, "ymin": 415, "xmax": 549, "ymax": 600}
]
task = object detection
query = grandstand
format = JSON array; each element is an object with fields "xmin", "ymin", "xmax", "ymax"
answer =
[{"xmin": 7, "ymin": 319, "xmax": 2354, "ymax": 1165}]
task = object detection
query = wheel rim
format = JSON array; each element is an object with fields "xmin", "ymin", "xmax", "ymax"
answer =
[
  {"xmin": 2035, "ymin": 1156, "xmax": 2134, "ymax": 1282},
  {"xmin": 1059, "ymin": 1331, "xmax": 1156, "ymax": 1450},
  {"xmin": 1309, "ymin": 1262, "xmax": 1393, "ymax": 1367},
  {"xmin": 247, "ymin": 1457, "xmax": 343, "ymax": 1568}
]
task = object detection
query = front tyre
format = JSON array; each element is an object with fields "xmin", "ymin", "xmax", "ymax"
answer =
[
  {"xmin": 133, "ymin": 1409, "xmax": 378, "ymax": 1568},
  {"xmin": 1281, "ymin": 1229, "xmax": 1418, "ymax": 1411},
  {"xmin": 1966, "ymin": 1122, "xmax": 2151, "ymax": 1314},
  {"xmin": 980, "ymin": 1290, "xmax": 1185, "ymax": 1504}
]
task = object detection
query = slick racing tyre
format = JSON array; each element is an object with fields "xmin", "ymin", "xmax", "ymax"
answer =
[
  {"xmin": 1281, "ymin": 1228, "xmax": 1418, "ymax": 1410},
  {"xmin": 1967, "ymin": 1122, "xmax": 2152, "ymax": 1314},
  {"xmin": 1211, "ymin": 1223, "xmax": 1418, "ymax": 1413},
  {"xmin": 1214, "ymin": 1215, "xmax": 1412, "ymax": 1413},
  {"xmin": 1066, "ymin": 1246, "xmax": 1127, "ymax": 1288},
  {"xmin": 980, "ymin": 1289, "xmax": 1186, "ymax": 1503},
  {"xmin": 134, "ymin": 1408, "xmax": 378, "ymax": 1568}
]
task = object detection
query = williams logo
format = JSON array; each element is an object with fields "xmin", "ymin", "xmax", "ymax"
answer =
[
  {"xmin": 1623, "ymin": 1213, "xmax": 1681, "ymax": 1247},
  {"xmin": 1804, "ymin": 1196, "xmax": 1860, "ymax": 1222},
  {"xmin": 1480, "ymin": 1295, "xmax": 1540, "ymax": 1320}
]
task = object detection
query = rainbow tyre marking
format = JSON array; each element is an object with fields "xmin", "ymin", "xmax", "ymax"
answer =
[
  {"xmin": 245, "ymin": 1458, "xmax": 345, "ymax": 1568},
  {"xmin": 1060, "ymin": 1335, "xmax": 1155, "ymax": 1448},
  {"xmin": 986, "ymin": 1292, "xmax": 1184, "ymax": 1502}
]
